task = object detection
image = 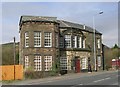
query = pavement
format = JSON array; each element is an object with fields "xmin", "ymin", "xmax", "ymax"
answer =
[{"xmin": 2, "ymin": 70, "xmax": 119, "ymax": 85}]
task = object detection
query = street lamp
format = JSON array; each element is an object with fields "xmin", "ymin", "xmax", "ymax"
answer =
[{"xmin": 93, "ymin": 11, "xmax": 103, "ymax": 72}]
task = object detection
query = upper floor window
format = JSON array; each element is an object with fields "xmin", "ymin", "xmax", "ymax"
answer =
[
  {"xmin": 59, "ymin": 37, "xmax": 64, "ymax": 48},
  {"xmin": 78, "ymin": 37, "xmax": 82, "ymax": 48},
  {"xmin": 44, "ymin": 32, "xmax": 52, "ymax": 47},
  {"xmin": 65, "ymin": 35, "xmax": 71, "ymax": 48},
  {"xmin": 44, "ymin": 56, "xmax": 52, "ymax": 71},
  {"xmin": 55, "ymin": 33, "xmax": 58, "ymax": 48},
  {"xmin": 97, "ymin": 39, "xmax": 101, "ymax": 49},
  {"xmin": 34, "ymin": 55, "xmax": 42, "ymax": 71},
  {"xmin": 83, "ymin": 39, "xmax": 86, "ymax": 48},
  {"xmin": 73, "ymin": 36, "xmax": 77, "ymax": 48},
  {"xmin": 34, "ymin": 32, "xmax": 41, "ymax": 47},
  {"xmin": 25, "ymin": 32, "xmax": 29, "ymax": 47}
]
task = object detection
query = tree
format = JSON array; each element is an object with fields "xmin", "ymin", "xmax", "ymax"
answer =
[{"xmin": 112, "ymin": 44, "xmax": 119, "ymax": 49}]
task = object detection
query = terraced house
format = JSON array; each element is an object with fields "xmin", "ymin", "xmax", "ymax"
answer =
[{"xmin": 19, "ymin": 16, "xmax": 103, "ymax": 76}]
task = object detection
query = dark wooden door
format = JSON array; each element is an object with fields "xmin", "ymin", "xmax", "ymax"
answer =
[{"xmin": 75, "ymin": 59, "xmax": 80, "ymax": 73}]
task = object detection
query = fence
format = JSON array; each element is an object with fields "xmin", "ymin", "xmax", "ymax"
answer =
[{"xmin": 0, "ymin": 65, "xmax": 23, "ymax": 81}]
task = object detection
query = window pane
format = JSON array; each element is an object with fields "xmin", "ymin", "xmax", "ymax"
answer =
[
  {"xmin": 97, "ymin": 39, "xmax": 100, "ymax": 49},
  {"xmin": 65, "ymin": 35, "xmax": 71, "ymax": 48},
  {"xmin": 44, "ymin": 33, "xmax": 52, "ymax": 47},
  {"xmin": 34, "ymin": 32, "xmax": 41, "ymax": 47},
  {"xmin": 25, "ymin": 56, "xmax": 29, "ymax": 70},
  {"xmin": 81, "ymin": 57, "xmax": 87, "ymax": 69},
  {"xmin": 97, "ymin": 56, "xmax": 101, "ymax": 67},
  {"xmin": 73, "ymin": 36, "xmax": 77, "ymax": 48},
  {"xmin": 83, "ymin": 39, "xmax": 86, "ymax": 48},
  {"xmin": 44, "ymin": 56, "xmax": 52, "ymax": 71},
  {"xmin": 78, "ymin": 37, "xmax": 82, "ymax": 48},
  {"xmin": 60, "ymin": 57, "xmax": 68, "ymax": 70},
  {"xmin": 34, "ymin": 55, "xmax": 42, "ymax": 71},
  {"xmin": 25, "ymin": 32, "xmax": 29, "ymax": 47}
]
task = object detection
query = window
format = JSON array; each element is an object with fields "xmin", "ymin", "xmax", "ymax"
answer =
[
  {"xmin": 55, "ymin": 33, "xmax": 58, "ymax": 47},
  {"xmin": 24, "ymin": 56, "xmax": 29, "ymax": 70},
  {"xmin": 59, "ymin": 37, "xmax": 64, "ymax": 48},
  {"xmin": 34, "ymin": 32, "xmax": 41, "ymax": 47},
  {"xmin": 81, "ymin": 57, "xmax": 87, "ymax": 69},
  {"xmin": 60, "ymin": 57, "xmax": 68, "ymax": 70},
  {"xmin": 25, "ymin": 32, "xmax": 29, "ymax": 47},
  {"xmin": 97, "ymin": 56, "xmax": 101, "ymax": 67},
  {"xmin": 34, "ymin": 55, "xmax": 42, "ymax": 71},
  {"xmin": 44, "ymin": 32, "xmax": 52, "ymax": 47},
  {"xmin": 83, "ymin": 39, "xmax": 86, "ymax": 48},
  {"xmin": 65, "ymin": 35, "xmax": 71, "ymax": 48},
  {"xmin": 78, "ymin": 37, "xmax": 82, "ymax": 48},
  {"xmin": 97, "ymin": 39, "xmax": 101, "ymax": 49},
  {"xmin": 73, "ymin": 36, "xmax": 77, "ymax": 48},
  {"xmin": 44, "ymin": 56, "xmax": 52, "ymax": 71}
]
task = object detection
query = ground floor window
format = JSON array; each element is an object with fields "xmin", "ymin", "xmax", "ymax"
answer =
[
  {"xmin": 44, "ymin": 56, "xmax": 52, "ymax": 71},
  {"xmin": 34, "ymin": 55, "xmax": 42, "ymax": 71},
  {"xmin": 24, "ymin": 56, "xmax": 29, "ymax": 70},
  {"xmin": 60, "ymin": 57, "xmax": 68, "ymax": 70},
  {"xmin": 97, "ymin": 56, "xmax": 101, "ymax": 67},
  {"xmin": 81, "ymin": 57, "xmax": 88, "ymax": 69}
]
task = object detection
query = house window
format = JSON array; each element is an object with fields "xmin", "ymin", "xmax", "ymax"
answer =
[
  {"xmin": 97, "ymin": 56, "xmax": 101, "ymax": 67},
  {"xmin": 81, "ymin": 57, "xmax": 87, "ymax": 69},
  {"xmin": 97, "ymin": 39, "xmax": 101, "ymax": 49},
  {"xmin": 83, "ymin": 39, "xmax": 86, "ymax": 48},
  {"xmin": 34, "ymin": 32, "xmax": 41, "ymax": 47},
  {"xmin": 24, "ymin": 56, "xmax": 29, "ymax": 70},
  {"xmin": 55, "ymin": 33, "xmax": 58, "ymax": 48},
  {"xmin": 73, "ymin": 36, "xmax": 77, "ymax": 48},
  {"xmin": 44, "ymin": 32, "xmax": 52, "ymax": 47},
  {"xmin": 25, "ymin": 32, "xmax": 29, "ymax": 47},
  {"xmin": 34, "ymin": 55, "xmax": 42, "ymax": 71},
  {"xmin": 65, "ymin": 35, "xmax": 71, "ymax": 48},
  {"xmin": 44, "ymin": 56, "xmax": 52, "ymax": 71},
  {"xmin": 59, "ymin": 37, "xmax": 64, "ymax": 48},
  {"xmin": 60, "ymin": 57, "xmax": 68, "ymax": 70},
  {"xmin": 78, "ymin": 37, "xmax": 82, "ymax": 48}
]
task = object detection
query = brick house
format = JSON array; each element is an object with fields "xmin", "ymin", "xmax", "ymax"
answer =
[{"xmin": 19, "ymin": 16, "xmax": 103, "ymax": 75}]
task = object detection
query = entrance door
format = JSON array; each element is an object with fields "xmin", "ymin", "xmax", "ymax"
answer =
[{"xmin": 75, "ymin": 59, "xmax": 80, "ymax": 73}]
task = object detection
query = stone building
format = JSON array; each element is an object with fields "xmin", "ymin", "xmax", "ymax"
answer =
[{"xmin": 19, "ymin": 16, "xmax": 103, "ymax": 75}]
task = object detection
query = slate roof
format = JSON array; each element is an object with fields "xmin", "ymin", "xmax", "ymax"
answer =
[
  {"xmin": 19, "ymin": 15, "xmax": 102, "ymax": 34},
  {"xmin": 19, "ymin": 15, "xmax": 58, "ymax": 25},
  {"xmin": 57, "ymin": 20, "xmax": 101, "ymax": 34}
]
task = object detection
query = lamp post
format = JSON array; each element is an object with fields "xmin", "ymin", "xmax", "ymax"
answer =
[{"xmin": 93, "ymin": 11, "xmax": 103, "ymax": 72}]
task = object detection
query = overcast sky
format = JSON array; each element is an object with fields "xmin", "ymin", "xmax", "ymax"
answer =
[{"xmin": 1, "ymin": 1, "xmax": 118, "ymax": 47}]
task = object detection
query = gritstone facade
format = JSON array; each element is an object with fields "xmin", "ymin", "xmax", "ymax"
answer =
[{"xmin": 19, "ymin": 16, "xmax": 103, "ymax": 75}]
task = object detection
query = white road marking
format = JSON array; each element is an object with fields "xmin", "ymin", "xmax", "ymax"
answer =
[
  {"xmin": 112, "ymin": 83, "xmax": 118, "ymax": 85},
  {"xmin": 93, "ymin": 79, "xmax": 105, "ymax": 83},
  {"xmin": 78, "ymin": 84, "xmax": 83, "ymax": 85},
  {"xmin": 104, "ymin": 77, "xmax": 111, "ymax": 80},
  {"xmin": 93, "ymin": 77, "xmax": 111, "ymax": 83}
]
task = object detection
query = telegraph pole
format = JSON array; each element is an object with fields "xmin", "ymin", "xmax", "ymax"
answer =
[{"xmin": 13, "ymin": 37, "xmax": 16, "ymax": 80}]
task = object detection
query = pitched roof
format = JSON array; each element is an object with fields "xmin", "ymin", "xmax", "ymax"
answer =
[
  {"xmin": 19, "ymin": 15, "xmax": 58, "ymax": 25},
  {"xmin": 57, "ymin": 20, "xmax": 101, "ymax": 34},
  {"xmin": 19, "ymin": 15, "xmax": 102, "ymax": 34}
]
